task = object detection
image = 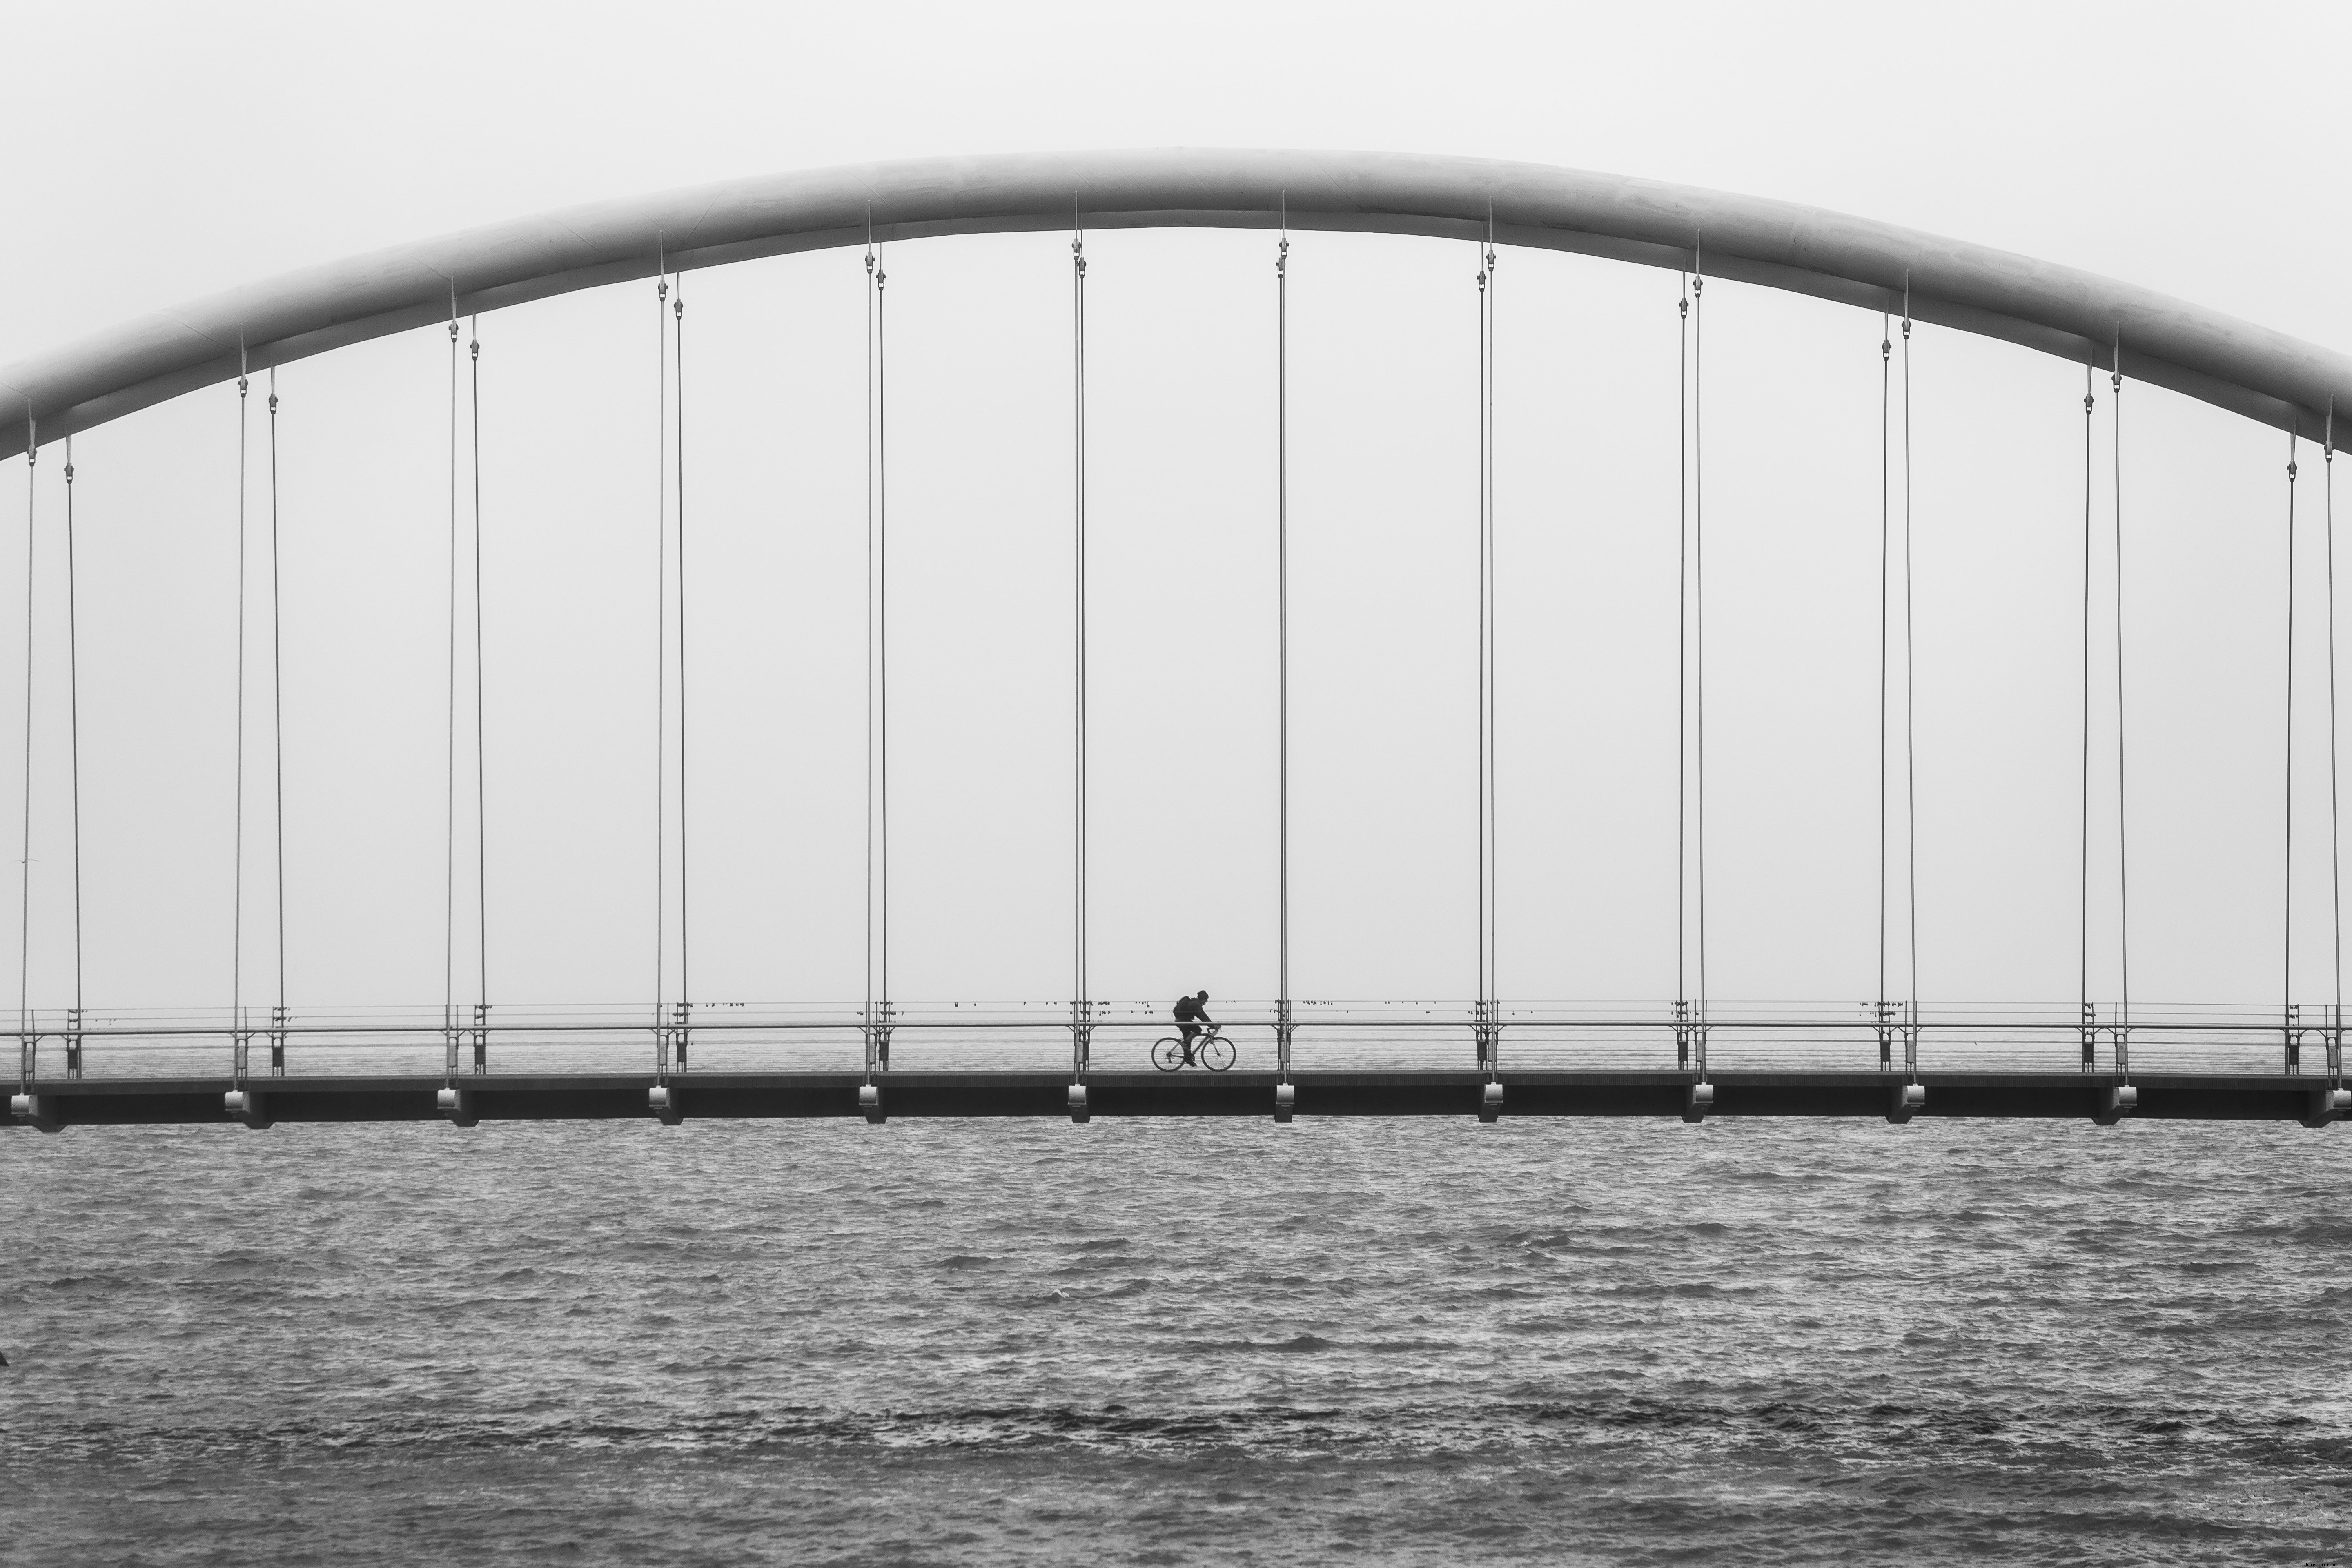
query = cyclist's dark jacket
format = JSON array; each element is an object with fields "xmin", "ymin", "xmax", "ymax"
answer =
[{"xmin": 1173, "ymin": 996, "xmax": 1207, "ymax": 1022}]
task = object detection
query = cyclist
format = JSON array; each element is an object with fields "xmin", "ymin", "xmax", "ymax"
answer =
[{"xmin": 1172, "ymin": 991, "xmax": 1214, "ymax": 1065}]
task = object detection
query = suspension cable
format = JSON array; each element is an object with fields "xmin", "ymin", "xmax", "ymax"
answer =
[
  {"xmin": 1072, "ymin": 217, "xmax": 1088, "ymax": 1031},
  {"xmin": 1276, "ymin": 214, "xmax": 1291, "ymax": 1049},
  {"xmin": 445, "ymin": 305, "xmax": 460, "ymax": 1044},
  {"xmin": 2113, "ymin": 335, "xmax": 2131, "ymax": 1050},
  {"xmin": 1676, "ymin": 278, "xmax": 1689, "ymax": 1037},
  {"xmin": 234, "ymin": 354, "xmax": 250, "ymax": 1047},
  {"xmin": 1902, "ymin": 300, "xmax": 1919, "ymax": 1038},
  {"xmin": 269, "ymin": 369, "xmax": 286, "ymax": 1067},
  {"xmin": 2081, "ymin": 358, "xmax": 2094, "ymax": 1057},
  {"xmin": 878, "ymin": 248, "xmax": 891, "ymax": 1022},
  {"xmin": 1878, "ymin": 314, "xmax": 1891, "ymax": 1029},
  {"xmin": 1693, "ymin": 265, "xmax": 1708, "ymax": 1023},
  {"xmin": 653, "ymin": 258, "xmax": 669, "ymax": 1043},
  {"xmin": 2287, "ymin": 423, "xmax": 2300, "ymax": 1044},
  {"xmin": 470, "ymin": 321, "xmax": 487, "ymax": 1036},
  {"xmin": 1477, "ymin": 232, "xmax": 1498, "ymax": 1025},
  {"xmin": 268, "ymin": 371, "xmax": 284, "ymax": 1008},
  {"xmin": 1488, "ymin": 235, "xmax": 1499, "ymax": 1021},
  {"xmin": 19, "ymin": 413, "xmax": 36, "ymax": 1055},
  {"xmin": 2330, "ymin": 405, "xmax": 2343, "ymax": 1058},
  {"xmin": 674, "ymin": 275, "xmax": 688, "ymax": 1046},
  {"xmin": 864, "ymin": 235, "xmax": 874, "ymax": 1038},
  {"xmin": 64, "ymin": 436, "xmax": 81, "ymax": 1042},
  {"xmin": 864, "ymin": 231, "xmax": 891, "ymax": 1042}
]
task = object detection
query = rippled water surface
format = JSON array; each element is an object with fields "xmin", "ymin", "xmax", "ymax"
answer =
[{"xmin": 5, "ymin": 1115, "xmax": 2349, "ymax": 1564}]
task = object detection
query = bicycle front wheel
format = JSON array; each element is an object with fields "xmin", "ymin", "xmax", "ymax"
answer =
[
  {"xmin": 1151, "ymin": 1037, "xmax": 1188, "ymax": 1072},
  {"xmin": 1199, "ymin": 1034, "xmax": 1236, "ymax": 1072}
]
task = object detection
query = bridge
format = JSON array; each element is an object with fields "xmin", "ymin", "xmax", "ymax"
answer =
[{"xmin": 6, "ymin": 149, "xmax": 2350, "ymax": 1131}]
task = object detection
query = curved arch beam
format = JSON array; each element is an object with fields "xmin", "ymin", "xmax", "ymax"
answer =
[{"xmin": 4, "ymin": 148, "xmax": 2347, "ymax": 462}]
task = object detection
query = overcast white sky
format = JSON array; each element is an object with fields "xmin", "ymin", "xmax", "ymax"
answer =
[
  {"xmin": 9, "ymin": 1, "xmax": 2345, "ymax": 355},
  {"xmin": 3, "ymin": 1, "xmax": 2348, "ymax": 1039}
]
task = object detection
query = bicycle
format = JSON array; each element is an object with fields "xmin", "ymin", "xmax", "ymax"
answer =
[{"xmin": 1152, "ymin": 1026, "xmax": 1236, "ymax": 1072}]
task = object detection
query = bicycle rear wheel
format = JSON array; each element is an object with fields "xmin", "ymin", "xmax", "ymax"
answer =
[
  {"xmin": 1151, "ymin": 1036, "xmax": 1187, "ymax": 1072},
  {"xmin": 1199, "ymin": 1034, "xmax": 1236, "ymax": 1072}
]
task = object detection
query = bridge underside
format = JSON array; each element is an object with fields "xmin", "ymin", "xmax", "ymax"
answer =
[{"xmin": 7, "ymin": 1070, "xmax": 2342, "ymax": 1129}]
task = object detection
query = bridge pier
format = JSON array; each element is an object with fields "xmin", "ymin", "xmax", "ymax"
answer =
[
  {"xmin": 10, "ymin": 1092, "xmax": 61, "ymax": 1132},
  {"xmin": 1886, "ymin": 1082, "xmax": 1926, "ymax": 1124},
  {"xmin": 2094, "ymin": 1083, "xmax": 2139, "ymax": 1126},
  {"xmin": 2301, "ymin": 1086, "xmax": 2350, "ymax": 1128},
  {"xmin": 1068, "ymin": 1007, "xmax": 1093, "ymax": 1123},
  {"xmin": 1273, "ymin": 1015, "xmax": 1296, "ymax": 1123}
]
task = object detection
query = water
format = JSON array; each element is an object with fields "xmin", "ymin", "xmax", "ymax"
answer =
[{"xmin": 5, "ymin": 1115, "xmax": 2349, "ymax": 1564}]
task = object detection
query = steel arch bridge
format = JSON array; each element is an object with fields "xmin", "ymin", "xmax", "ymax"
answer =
[{"xmin": 6, "ymin": 149, "xmax": 2350, "ymax": 1131}]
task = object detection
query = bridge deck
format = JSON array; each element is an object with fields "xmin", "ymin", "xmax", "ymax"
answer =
[{"xmin": 8, "ymin": 1070, "xmax": 2345, "ymax": 1127}]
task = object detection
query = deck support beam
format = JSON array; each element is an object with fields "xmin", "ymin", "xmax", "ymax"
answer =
[{"xmin": 12, "ymin": 1069, "xmax": 2339, "ymax": 1127}]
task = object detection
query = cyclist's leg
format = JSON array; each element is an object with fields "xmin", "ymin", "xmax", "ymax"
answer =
[{"xmin": 1180, "ymin": 1023, "xmax": 1200, "ymax": 1065}]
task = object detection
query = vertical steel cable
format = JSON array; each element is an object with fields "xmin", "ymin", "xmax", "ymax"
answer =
[
  {"xmin": 864, "ymin": 241, "xmax": 874, "ymax": 1035},
  {"xmin": 269, "ymin": 369, "xmax": 286, "ymax": 1056},
  {"xmin": 470, "ymin": 323, "xmax": 487, "ymax": 1033},
  {"xmin": 1484, "ymin": 239, "xmax": 1499, "ymax": 1020},
  {"xmin": 2112, "ymin": 341, "xmax": 2131, "ymax": 1049},
  {"xmin": 2329, "ymin": 412, "xmax": 2343, "ymax": 1053},
  {"xmin": 1693, "ymin": 269, "xmax": 1708, "ymax": 1022},
  {"xmin": 1878, "ymin": 316, "xmax": 1891, "ymax": 1027},
  {"xmin": 863, "ymin": 237, "xmax": 891, "ymax": 1031},
  {"xmin": 2286, "ymin": 426, "xmax": 2299, "ymax": 1044},
  {"xmin": 18, "ymin": 415, "xmax": 36, "ymax": 1054},
  {"xmin": 2081, "ymin": 360, "xmax": 2094, "ymax": 1057},
  {"xmin": 877, "ymin": 254, "xmax": 890, "ymax": 1019},
  {"xmin": 674, "ymin": 278, "xmax": 688, "ymax": 1038},
  {"xmin": 1276, "ymin": 220, "xmax": 1290, "ymax": 1043},
  {"xmin": 236, "ymin": 359, "xmax": 251, "ymax": 1048},
  {"xmin": 1676, "ymin": 281, "xmax": 1688, "ymax": 1029},
  {"xmin": 1902, "ymin": 308, "xmax": 1919, "ymax": 1040},
  {"xmin": 653, "ymin": 266, "xmax": 669, "ymax": 1042},
  {"xmin": 1475, "ymin": 241, "xmax": 1491, "ymax": 1020},
  {"xmin": 1072, "ymin": 222, "xmax": 1088, "ymax": 1030},
  {"xmin": 445, "ymin": 310, "xmax": 460, "ymax": 1045},
  {"xmin": 64, "ymin": 437, "xmax": 81, "ymax": 1040}
]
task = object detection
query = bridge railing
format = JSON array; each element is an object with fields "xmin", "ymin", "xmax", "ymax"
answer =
[{"xmin": 13, "ymin": 998, "xmax": 2340, "ymax": 1082}]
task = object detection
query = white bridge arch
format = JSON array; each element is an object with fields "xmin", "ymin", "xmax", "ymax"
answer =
[{"xmin": 3, "ymin": 148, "xmax": 2348, "ymax": 459}]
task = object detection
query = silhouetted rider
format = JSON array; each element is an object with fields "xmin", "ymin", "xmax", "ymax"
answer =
[{"xmin": 1173, "ymin": 991, "xmax": 1213, "ymax": 1063}]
